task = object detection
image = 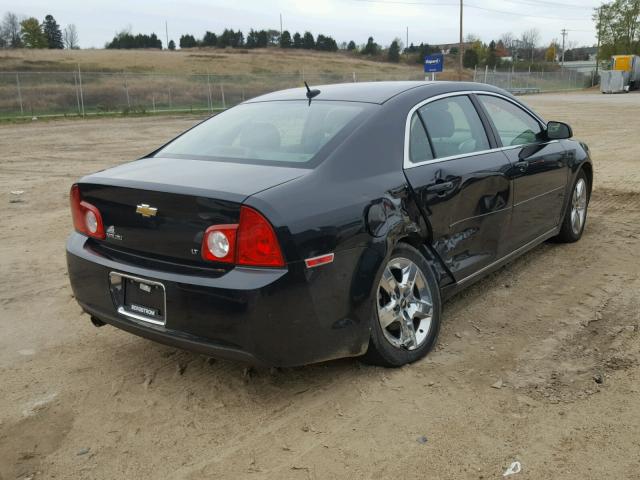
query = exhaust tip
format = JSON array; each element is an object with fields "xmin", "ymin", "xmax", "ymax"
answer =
[{"xmin": 90, "ymin": 316, "xmax": 106, "ymax": 328}]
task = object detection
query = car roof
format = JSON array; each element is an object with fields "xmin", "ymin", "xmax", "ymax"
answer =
[
  {"xmin": 246, "ymin": 81, "xmax": 506, "ymax": 105},
  {"xmin": 246, "ymin": 81, "xmax": 432, "ymax": 104}
]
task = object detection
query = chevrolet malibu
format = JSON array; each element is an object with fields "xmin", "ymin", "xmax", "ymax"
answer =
[{"xmin": 66, "ymin": 81, "xmax": 592, "ymax": 367}]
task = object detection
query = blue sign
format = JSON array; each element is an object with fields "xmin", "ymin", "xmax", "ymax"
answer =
[{"xmin": 424, "ymin": 54, "xmax": 444, "ymax": 73}]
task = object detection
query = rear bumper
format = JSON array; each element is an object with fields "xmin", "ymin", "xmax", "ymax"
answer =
[
  {"xmin": 66, "ymin": 233, "xmax": 371, "ymax": 367},
  {"xmin": 83, "ymin": 305, "xmax": 262, "ymax": 364}
]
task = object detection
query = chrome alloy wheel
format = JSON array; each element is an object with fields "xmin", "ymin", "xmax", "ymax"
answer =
[
  {"xmin": 571, "ymin": 178, "xmax": 587, "ymax": 235},
  {"xmin": 377, "ymin": 257, "xmax": 433, "ymax": 350}
]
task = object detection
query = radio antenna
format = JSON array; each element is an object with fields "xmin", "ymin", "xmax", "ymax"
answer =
[{"xmin": 304, "ymin": 81, "xmax": 321, "ymax": 105}]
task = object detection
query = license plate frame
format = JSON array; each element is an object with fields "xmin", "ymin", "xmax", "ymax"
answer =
[{"xmin": 109, "ymin": 272, "xmax": 167, "ymax": 326}]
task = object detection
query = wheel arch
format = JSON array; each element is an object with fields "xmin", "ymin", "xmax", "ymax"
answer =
[
  {"xmin": 393, "ymin": 233, "xmax": 455, "ymax": 289},
  {"xmin": 581, "ymin": 161, "xmax": 593, "ymax": 197}
]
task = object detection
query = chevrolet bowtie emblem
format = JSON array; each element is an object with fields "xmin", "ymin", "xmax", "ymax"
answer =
[{"xmin": 136, "ymin": 204, "xmax": 158, "ymax": 217}]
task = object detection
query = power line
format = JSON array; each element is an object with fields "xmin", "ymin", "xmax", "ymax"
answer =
[
  {"xmin": 356, "ymin": 0, "xmax": 597, "ymax": 9},
  {"xmin": 354, "ymin": 0, "xmax": 591, "ymax": 21},
  {"xmin": 499, "ymin": 0, "xmax": 597, "ymax": 10},
  {"xmin": 466, "ymin": 3, "xmax": 589, "ymax": 21},
  {"xmin": 355, "ymin": 0, "xmax": 457, "ymax": 6},
  {"xmin": 469, "ymin": 5, "xmax": 585, "ymax": 22}
]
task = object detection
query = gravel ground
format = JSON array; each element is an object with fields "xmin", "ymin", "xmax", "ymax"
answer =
[{"xmin": 1, "ymin": 90, "xmax": 639, "ymax": 480}]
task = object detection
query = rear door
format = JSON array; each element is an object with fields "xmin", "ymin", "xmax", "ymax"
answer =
[
  {"xmin": 476, "ymin": 94, "xmax": 568, "ymax": 250},
  {"xmin": 403, "ymin": 94, "xmax": 514, "ymax": 281}
]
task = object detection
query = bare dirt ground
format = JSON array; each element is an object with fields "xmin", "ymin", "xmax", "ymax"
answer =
[{"xmin": 1, "ymin": 90, "xmax": 639, "ymax": 480}]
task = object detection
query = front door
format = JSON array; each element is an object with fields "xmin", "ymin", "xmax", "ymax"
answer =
[
  {"xmin": 403, "ymin": 94, "xmax": 514, "ymax": 281},
  {"xmin": 476, "ymin": 94, "xmax": 568, "ymax": 249}
]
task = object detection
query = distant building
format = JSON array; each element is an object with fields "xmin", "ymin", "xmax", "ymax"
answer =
[
  {"xmin": 564, "ymin": 46, "xmax": 597, "ymax": 62},
  {"xmin": 561, "ymin": 60, "xmax": 598, "ymax": 74},
  {"xmin": 435, "ymin": 42, "xmax": 474, "ymax": 54}
]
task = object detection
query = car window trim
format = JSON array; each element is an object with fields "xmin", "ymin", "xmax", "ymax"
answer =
[
  {"xmin": 474, "ymin": 93, "xmax": 546, "ymax": 149},
  {"xmin": 414, "ymin": 110, "xmax": 436, "ymax": 161},
  {"xmin": 469, "ymin": 94, "xmax": 499, "ymax": 148},
  {"xmin": 403, "ymin": 90, "xmax": 549, "ymax": 170}
]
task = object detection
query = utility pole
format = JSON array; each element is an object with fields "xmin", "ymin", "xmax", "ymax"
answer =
[
  {"xmin": 595, "ymin": 7, "xmax": 602, "ymax": 77},
  {"xmin": 165, "ymin": 21, "xmax": 169, "ymax": 50},
  {"xmin": 560, "ymin": 28, "xmax": 568, "ymax": 67},
  {"xmin": 459, "ymin": 0, "xmax": 464, "ymax": 80},
  {"xmin": 279, "ymin": 14, "xmax": 283, "ymax": 36},
  {"xmin": 406, "ymin": 26, "xmax": 409, "ymax": 51},
  {"xmin": 77, "ymin": 64, "xmax": 85, "ymax": 118},
  {"xmin": 530, "ymin": 40, "xmax": 534, "ymax": 64}
]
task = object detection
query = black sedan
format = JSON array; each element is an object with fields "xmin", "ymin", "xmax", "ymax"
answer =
[{"xmin": 66, "ymin": 81, "xmax": 592, "ymax": 367}]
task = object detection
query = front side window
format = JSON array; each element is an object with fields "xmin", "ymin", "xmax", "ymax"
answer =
[
  {"xmin": 156, "ymin": 101, "xmax": 368, "ymax": 166},
  {"xmin": 478, "ymin": 95, "xmax": 543, "ymax": 147},
  {"xmin": 418, "ymin": 95, "xmax": 490, "ymax": 158}
]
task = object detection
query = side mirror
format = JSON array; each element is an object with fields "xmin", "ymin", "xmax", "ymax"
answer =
[{"xmin": 546, "ymin": 121, "xmax": 573, "ymax": 140}]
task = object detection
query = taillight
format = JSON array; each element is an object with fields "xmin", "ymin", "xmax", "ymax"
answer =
[
  {"xmin": 201, "ymin": 206, "xmax": 284, "ymax": 268},
  {"xmin": 201, "ymin": 224, "xmax": 237, "ymax": 263},
  {"xmin": 236, "ymin": 207, "xmax": 284, "ymax": 267},
  {"xmin": 70, "ymin": 184, "xmax": 105, "ymax": 239}
]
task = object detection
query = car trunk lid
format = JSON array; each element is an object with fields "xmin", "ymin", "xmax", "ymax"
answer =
[{"xmin": 78, "ymin": 157, "xmax": 306, "ymax": 264}]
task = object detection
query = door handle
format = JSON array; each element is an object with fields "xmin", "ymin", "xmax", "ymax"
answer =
[
  {"xmin": 426, "ymin": 181, "xmax": 454, "ymax": 194},
  {"xmin": 514, "ymin": 160, "xmax": 528, "ymax": 171}
]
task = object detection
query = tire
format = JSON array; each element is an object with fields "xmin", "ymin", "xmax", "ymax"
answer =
[
  {"xmin": 362, "ymin": 243, "xmax": 442, "ymax": 367},
  {"xmin": 555, "ymin": 169, "xmax": 590, "ymax": 243}
]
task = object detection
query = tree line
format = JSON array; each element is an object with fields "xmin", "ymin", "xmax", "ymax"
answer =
[
  {"xmin": 456, "ymin": 30, "xmax": 586, "ymax": 70},
  {"xmin": 173, "ymin": 30, "xmax": 418, "ymax": 63},
  {"xmin": 0, "ymin": 12, "xmax": 78, "ymax": 49},
  {"xmin": 176, "ymin": 30, "xmax": 432, "ymax": 65},
  {"xmin": 594, "ymin": 0, "xmax": 640, "ymax": 58},
  {"xmin": 175, "ymin": 28, "xmax": 339, "ymax": 51},
  {"xmin": 106, "ymin": 30, "xmax": 162, "ymax": 49}
]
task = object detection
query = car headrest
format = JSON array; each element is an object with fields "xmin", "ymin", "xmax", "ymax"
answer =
[
  {"xmin": 240, "ymin": 122, "xmax": 281, "ymax": 149},
  {"xmin": 424, "ymin": 106, "xmax": 455, "ymax": 138},
  {"xmin": 324, "ymin": 108, "xmax": 355, "ymax": 135}
]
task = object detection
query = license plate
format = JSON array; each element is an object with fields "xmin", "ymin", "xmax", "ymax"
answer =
[{"xmin": 109, "ymin": 272, "xmax": 166, "ymax": 326}]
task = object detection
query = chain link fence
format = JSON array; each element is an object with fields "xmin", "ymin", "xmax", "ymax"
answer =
[
  {"xmin": 0, "ymin": 69, "xmax": 595, "ymax": 119},
  {"xmin": 0, "ymin": 71, "xmax": 426, "ymax": 119},
  {"xmin": 473, "ymin": 68, "xmax": 596, "ymax": 94}
]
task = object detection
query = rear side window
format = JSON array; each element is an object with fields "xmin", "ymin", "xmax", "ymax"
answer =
[
  {"xmin": 418, "ymin": 96, "xmax": 490, "ymax": 158},
  {"xmin": 478, "ymin": 95, "xmax": 543, "ymax": 147},
  {"xmin": 408, "ymin": 113, "xmax": 434, "ymax": 163},
  {"xmin": 156, "ymin": 101, "xmax": 367, "ymax": 166}
]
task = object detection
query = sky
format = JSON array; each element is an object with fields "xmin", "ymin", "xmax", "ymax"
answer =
[{"xmin": 7, "ymin": 0, "xmax": 604, "ymax": 49}]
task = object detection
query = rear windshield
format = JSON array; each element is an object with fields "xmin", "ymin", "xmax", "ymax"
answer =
[{"xmin": 155, "ymin": 101, "xmax": 369, "ymax": 166}]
